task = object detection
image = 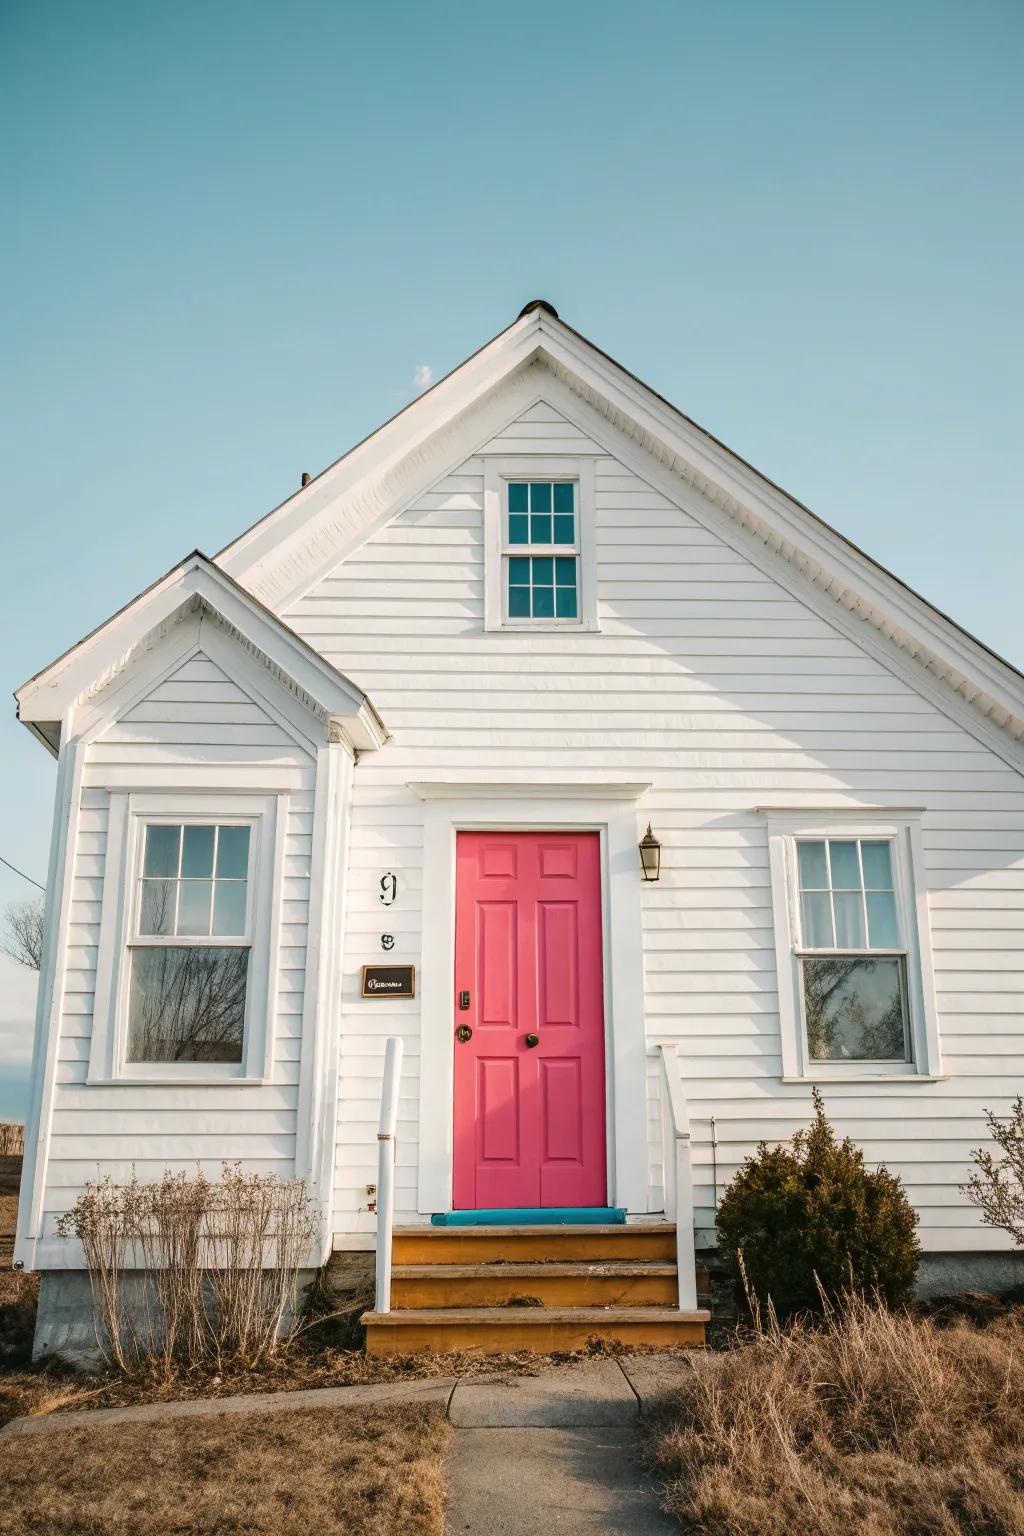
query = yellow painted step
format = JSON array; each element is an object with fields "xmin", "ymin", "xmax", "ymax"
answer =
[
  {"xmin": 391, "ymin": 1261, "xmax": 679, "ymax": 1310},
  {"xmin": 362, "ymin": 1305, "xmax": 709, "ymax": 1356},
  {"xmin": 391, "ymin": 1225, "xmax": 677, "ymax": 1265}
]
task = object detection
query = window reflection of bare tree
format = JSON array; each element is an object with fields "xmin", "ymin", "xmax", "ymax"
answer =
[
  {"xmin": 131, "ymin": 874, "xmax": 248, "ymax": 1063},
  {"xmin": 804, "ymin": 956, "xmax": 905, "ymax": 1061},
  {"xmin": 129, "ymin": 947, "xmax": 248, "ymax": 1062}
]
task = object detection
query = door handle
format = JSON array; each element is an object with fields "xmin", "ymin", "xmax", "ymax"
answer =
[
  {"xmin": 456, "ymin": 1024, "xmax": 473, "ymax": 1043},
  {"xmin": 524, "ymin": 1033, "xmax": 540, "ymax": 1048}
]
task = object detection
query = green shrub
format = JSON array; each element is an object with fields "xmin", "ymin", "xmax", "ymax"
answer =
[{"xmin": 716, "ymin": 1090, "xmax": 920, "ymax": 1318}]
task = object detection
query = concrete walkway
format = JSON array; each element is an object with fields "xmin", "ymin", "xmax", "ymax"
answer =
[{"xmin": 1, "ymin": 1355, "xmax": 697, "ymax": 1533}]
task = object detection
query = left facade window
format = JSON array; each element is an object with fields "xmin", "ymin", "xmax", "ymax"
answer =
[
  {"xmin": 127, "ymin": 822, "xmax": 254, "ymax": 1064},
  {"xmin": 89, "ymin": 792, "xmax": 283, "ymax": 1084}
]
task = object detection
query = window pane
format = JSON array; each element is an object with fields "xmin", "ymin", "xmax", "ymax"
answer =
[
  {"xmin": 797, "ymin": 840, "xmax": 827, "ymax": 889},
  {"xmin": 139, "ymin": 880, "xmax": 175, "ymax": 936},
  {"xmin": 178, "ymin": 880, "xmax": 213, "ymax": 936},
  {"xmin": 801, "ymin": 891, "xmax": 833, "ymax": 948},
  {"xmin": 866, "ymin": 890, "xmax": 900, "ymax": 948},
  {"xmin": 181, "ymin": 825, "xmax": 215, "ymax": 878},
  {"xmin": 127, "ymin": 947, "xmax": 247, "ymax": 1064},
  {"xmin": 553, "ymin": 513, "xmax": 575, "ymax": 544},
  {"xmin": 530, "ymin": 513, "xmax": 552, "ymax": 543},
  {"xmin": 215, "ymin": 825, "xmax": 250, "ymax": 880},
  {"xmin": 555, "ymin": 586, "xmax": 578, "ymax": 619},
  {"xmin": 529, "ymin": 482, "xmax": 551, "ymax": 513},
  {"xmin": 803, "ymin": 956, "xmax": 908, "ymax": 1062},
  {"xmin": 508, "ymin": 513, "xmax": 529, "ymax": 545},
  {"xmin": 213, "ymin": 880, "xmax": 247, "ymax": 936},
  {"xmin": 861, "ymin": 841, "xmax": 894, "ymax": 889},
  {"xmin": 532, "ymin": 585, "xmax": 554, "ymax": 618},
  {"xmin": 508, "ymin": 585, "xmax": 531, "ymax": 618},
  {"xmin": 553, "ymin": 483, "xmax": 574, "ymax": 513},
  {"xmin": 143, "ymin": 824, "xmax": 180, "ymax": 878},
  {"xmin": 508, "ymin": 482, "xmax": 528, "ymax": 514},
  {"xmin": 508, "ymin": 556, "xmax": 530, "ymax": 585},
  {"xmin": 828, "ymin": 840, "xmax": 860, "ymax": 889},
  {"xmin": 555, "ymin": 557, "xmax": 576, "ymax": 586},
  {"xmin": 833, "ymin": 891, "xmax": 866, "ymax": 948},
  {"xmin": 532, "ymin": 556, "xmax": 553, "ymax": 584}
]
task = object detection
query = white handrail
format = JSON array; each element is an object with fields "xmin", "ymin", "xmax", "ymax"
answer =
[
  {"xmin": 374, "ymin": 1037, "xmax": 404, "ymax": 1314},
  {"xmin": 657, "ymin": 1043, "xmax": 698, "ymax": 1311}
]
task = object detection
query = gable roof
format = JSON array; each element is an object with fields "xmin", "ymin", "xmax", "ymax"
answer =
[
  {"xmin": 215, "ymin": 300, "xmax": 1024, "ymax": 762},
  {"xmin": 16, "ymin": 552, "xmax": 388, "ymax": 756}
]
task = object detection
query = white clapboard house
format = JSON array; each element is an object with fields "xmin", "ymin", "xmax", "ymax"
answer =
[{"xmin": 15, "ymin": 301, "xmax": 1024, "ymax": 1356}]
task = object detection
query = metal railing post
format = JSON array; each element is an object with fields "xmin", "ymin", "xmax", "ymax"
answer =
[{"xmin": 374, "ymin": 1037, "xmax": 403, "ymax": 1314}]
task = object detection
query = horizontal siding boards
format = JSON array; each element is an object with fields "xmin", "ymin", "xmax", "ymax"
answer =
[
  {"xmin": 281, "ymin": 403, "xmax": 1024, "ymax": 1250},
  {"xmin": 41, "ymin": 655, "xmax": 317, "ymax": 1239}
]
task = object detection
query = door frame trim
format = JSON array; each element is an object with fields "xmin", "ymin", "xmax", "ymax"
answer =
[{"xmin": 415, "ymin": 786, "xmax": 651, "ymax": 1216}]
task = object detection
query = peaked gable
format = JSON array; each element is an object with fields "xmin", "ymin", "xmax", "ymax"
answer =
[
  {"xmin": 214, "ymin": 304, "xmax": 1024, "ymax": 763},
  {"xmin": 16, "ymin": 552, "xmax": 388, "ymax": 756}
]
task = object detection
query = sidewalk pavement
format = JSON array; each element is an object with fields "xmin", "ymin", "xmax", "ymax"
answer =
[{"xmin": 1, "ymin": 1355, "xmax": 699, "ymax": 1534}]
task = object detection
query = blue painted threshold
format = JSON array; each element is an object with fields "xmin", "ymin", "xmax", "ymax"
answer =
[{"xmin": 431, "ymin": 1207, "xmax": 626, "ymax": 1227}]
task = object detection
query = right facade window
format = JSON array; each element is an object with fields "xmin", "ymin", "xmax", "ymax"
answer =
[
  {"xmin": 765, "ymin": 814, "xmax": 942, "ymax": 1081},
  {"xmin": 795, "ymin": 837, "xmax": 909, "ymax": 1063}
]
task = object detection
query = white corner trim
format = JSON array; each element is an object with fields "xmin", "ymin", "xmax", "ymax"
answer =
[
  {"xmin": 764, "ymin": 809, "xmax": 942, "ymax": 1083},
  {"xmin": 416, "ymin": 791, "xmax": 649, "ymax": 1218},
  {"xmin": 15, "ymin": 737, "xmax": 84, "ymax": 1270},
  {"xmin": 408, "ymin": 781, "xmax": 652, "ymax": 802},
  {"xmin": 294, "ymin": 744, "xmax": 354, "ymax": 1261}
]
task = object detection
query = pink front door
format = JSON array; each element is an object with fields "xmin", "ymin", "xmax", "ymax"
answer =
[{"xmin": 452, "ymin": 832, "xmax": 607, "ymax": 1210}]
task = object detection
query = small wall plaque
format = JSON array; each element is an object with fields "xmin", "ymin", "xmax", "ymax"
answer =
[{"xmin": 361, "ymin": 963, "xmax": 416, "ymax": 999}]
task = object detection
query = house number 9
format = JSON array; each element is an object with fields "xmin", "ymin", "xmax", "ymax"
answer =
[{"xmin": 379, "ymin": 872, "xmax": 397, "ymax": 906}]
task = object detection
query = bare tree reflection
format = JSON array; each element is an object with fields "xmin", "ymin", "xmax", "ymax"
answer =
[
  {"xmin": 803, "ymin": 956, "xmax": 906, "ymax": 1062},
  {"xmin": 128, "ymin": 946, "xmax": 248, "ymax": 1063}
]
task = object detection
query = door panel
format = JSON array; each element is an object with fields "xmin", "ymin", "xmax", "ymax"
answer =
[{"xmin": 453, "ymin": 831, "xmax": 606, "ymax": 1210}]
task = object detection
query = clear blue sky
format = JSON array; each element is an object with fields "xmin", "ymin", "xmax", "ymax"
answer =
[{"xmin": 1, "ymin": 0, "xmax": 1021, "ymax": 1116}]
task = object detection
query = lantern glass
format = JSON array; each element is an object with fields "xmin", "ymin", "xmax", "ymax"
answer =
[{"xmin": 639, "ymin": 825, "xmax": 661, "ymax": 882}]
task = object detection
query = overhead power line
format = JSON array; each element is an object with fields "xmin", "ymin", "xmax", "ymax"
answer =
[{"xmin": 0, "ymin": 855, "xmax": 45, "ymax": 893}]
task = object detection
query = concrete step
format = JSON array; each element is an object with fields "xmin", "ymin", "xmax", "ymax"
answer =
[
  {"xmin": 391, "ymin": 1261, "xmax": 680, "ymax": 1310},
  {"xmin": 391, "ymin": 1224, "xmax": 677, "ymax": 1265},
  {"xmin": 361, "ymin": 1304, "xmax": 709, "ymax": 1355}
]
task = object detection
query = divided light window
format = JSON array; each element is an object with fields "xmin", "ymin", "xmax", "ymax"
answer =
[
  {"xmin": 795, "ymin": 837, "xmax": 910, "ymax": 1065},
  {"xmin": 127, "ymin": 822, "xmax": 254, "ymax": 1065},
  {"xmin": 504, "ymin": 481, "xmax": 579, "ymax": 622}
]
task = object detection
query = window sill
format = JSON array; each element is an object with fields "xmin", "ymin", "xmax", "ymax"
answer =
[
  {"xmin": 86, "ymin": 1075, "xmax": 271, "ymax": 1088},
  {"xmin": 497, "ymin": 619, "xmax": 600, "ymax": 633},
  {"xmin": 780, "ymin": 1074, "xmax": 947, "ymax": 1085}
]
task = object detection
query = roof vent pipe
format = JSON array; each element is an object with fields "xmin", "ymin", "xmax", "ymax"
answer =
[{"xmin": 301, "ymin": 472, "xmax": 312, "ymax": 487}]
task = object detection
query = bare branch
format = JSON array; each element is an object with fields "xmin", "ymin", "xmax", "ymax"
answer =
[{"xmin": 2, "ymin": 899, "xmax": 44, "ymax": 970}]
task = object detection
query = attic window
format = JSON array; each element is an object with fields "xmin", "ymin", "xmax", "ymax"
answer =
[
  {"xmin": 483, "ymin": 459, "xmax": 598, "ymax": 632},
  {"xmin": 505, "ymin": 482, "xmax": 579, "ymax": 621}
]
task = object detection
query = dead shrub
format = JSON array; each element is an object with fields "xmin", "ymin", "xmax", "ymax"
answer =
[
  {"xmin": 647, "ymin": 1292, "xmax": 1024, "ymax": 1536},
  {"xmin": 57, "ymin": 1165, "xmax": 317, "ymax": 1376}
]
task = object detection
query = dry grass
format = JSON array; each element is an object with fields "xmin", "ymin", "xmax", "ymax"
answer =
[
  {"xmin": 0, "ymin": 1402, "xmax": 450, "ymax": 1536},
  {"xmin": 647, "ymin": 1294, "xmax": 1024, "ymax": 1536}
]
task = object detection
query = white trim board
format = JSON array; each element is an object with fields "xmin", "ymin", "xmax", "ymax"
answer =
[{"xmin": 415, "ymin": 788, "xmax": 650, "ymax": 1217}]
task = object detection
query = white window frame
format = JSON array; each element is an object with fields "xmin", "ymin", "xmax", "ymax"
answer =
[
  {"xmin": 483, "ymin": 456, "xmax": 598, "ymax": 632},
  {"xmin": 763, "ymin": 810, "xmax": 943, "ymax": 1082},
  {"xmin": 88, "ymin": 792, "xmax": 287, "ymax": 1084}
]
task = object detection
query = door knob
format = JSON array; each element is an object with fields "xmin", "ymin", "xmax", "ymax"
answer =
[
  {"xmin": 524, "ymin": 1033, "xmax": 540, "ymax": 1048},
  {"xmin": 456, "ymin": 1024, "xmax": 473, "ymax": 1043}
]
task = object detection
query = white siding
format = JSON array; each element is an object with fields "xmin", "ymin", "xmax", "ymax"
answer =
[
  {"xmin": 284, "ymin": 395, "xmax": 1024, "ymax": 1253},
  {"xmin": 41, "ymin": 648, "xmax": 316, "ymax": 1243}
]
